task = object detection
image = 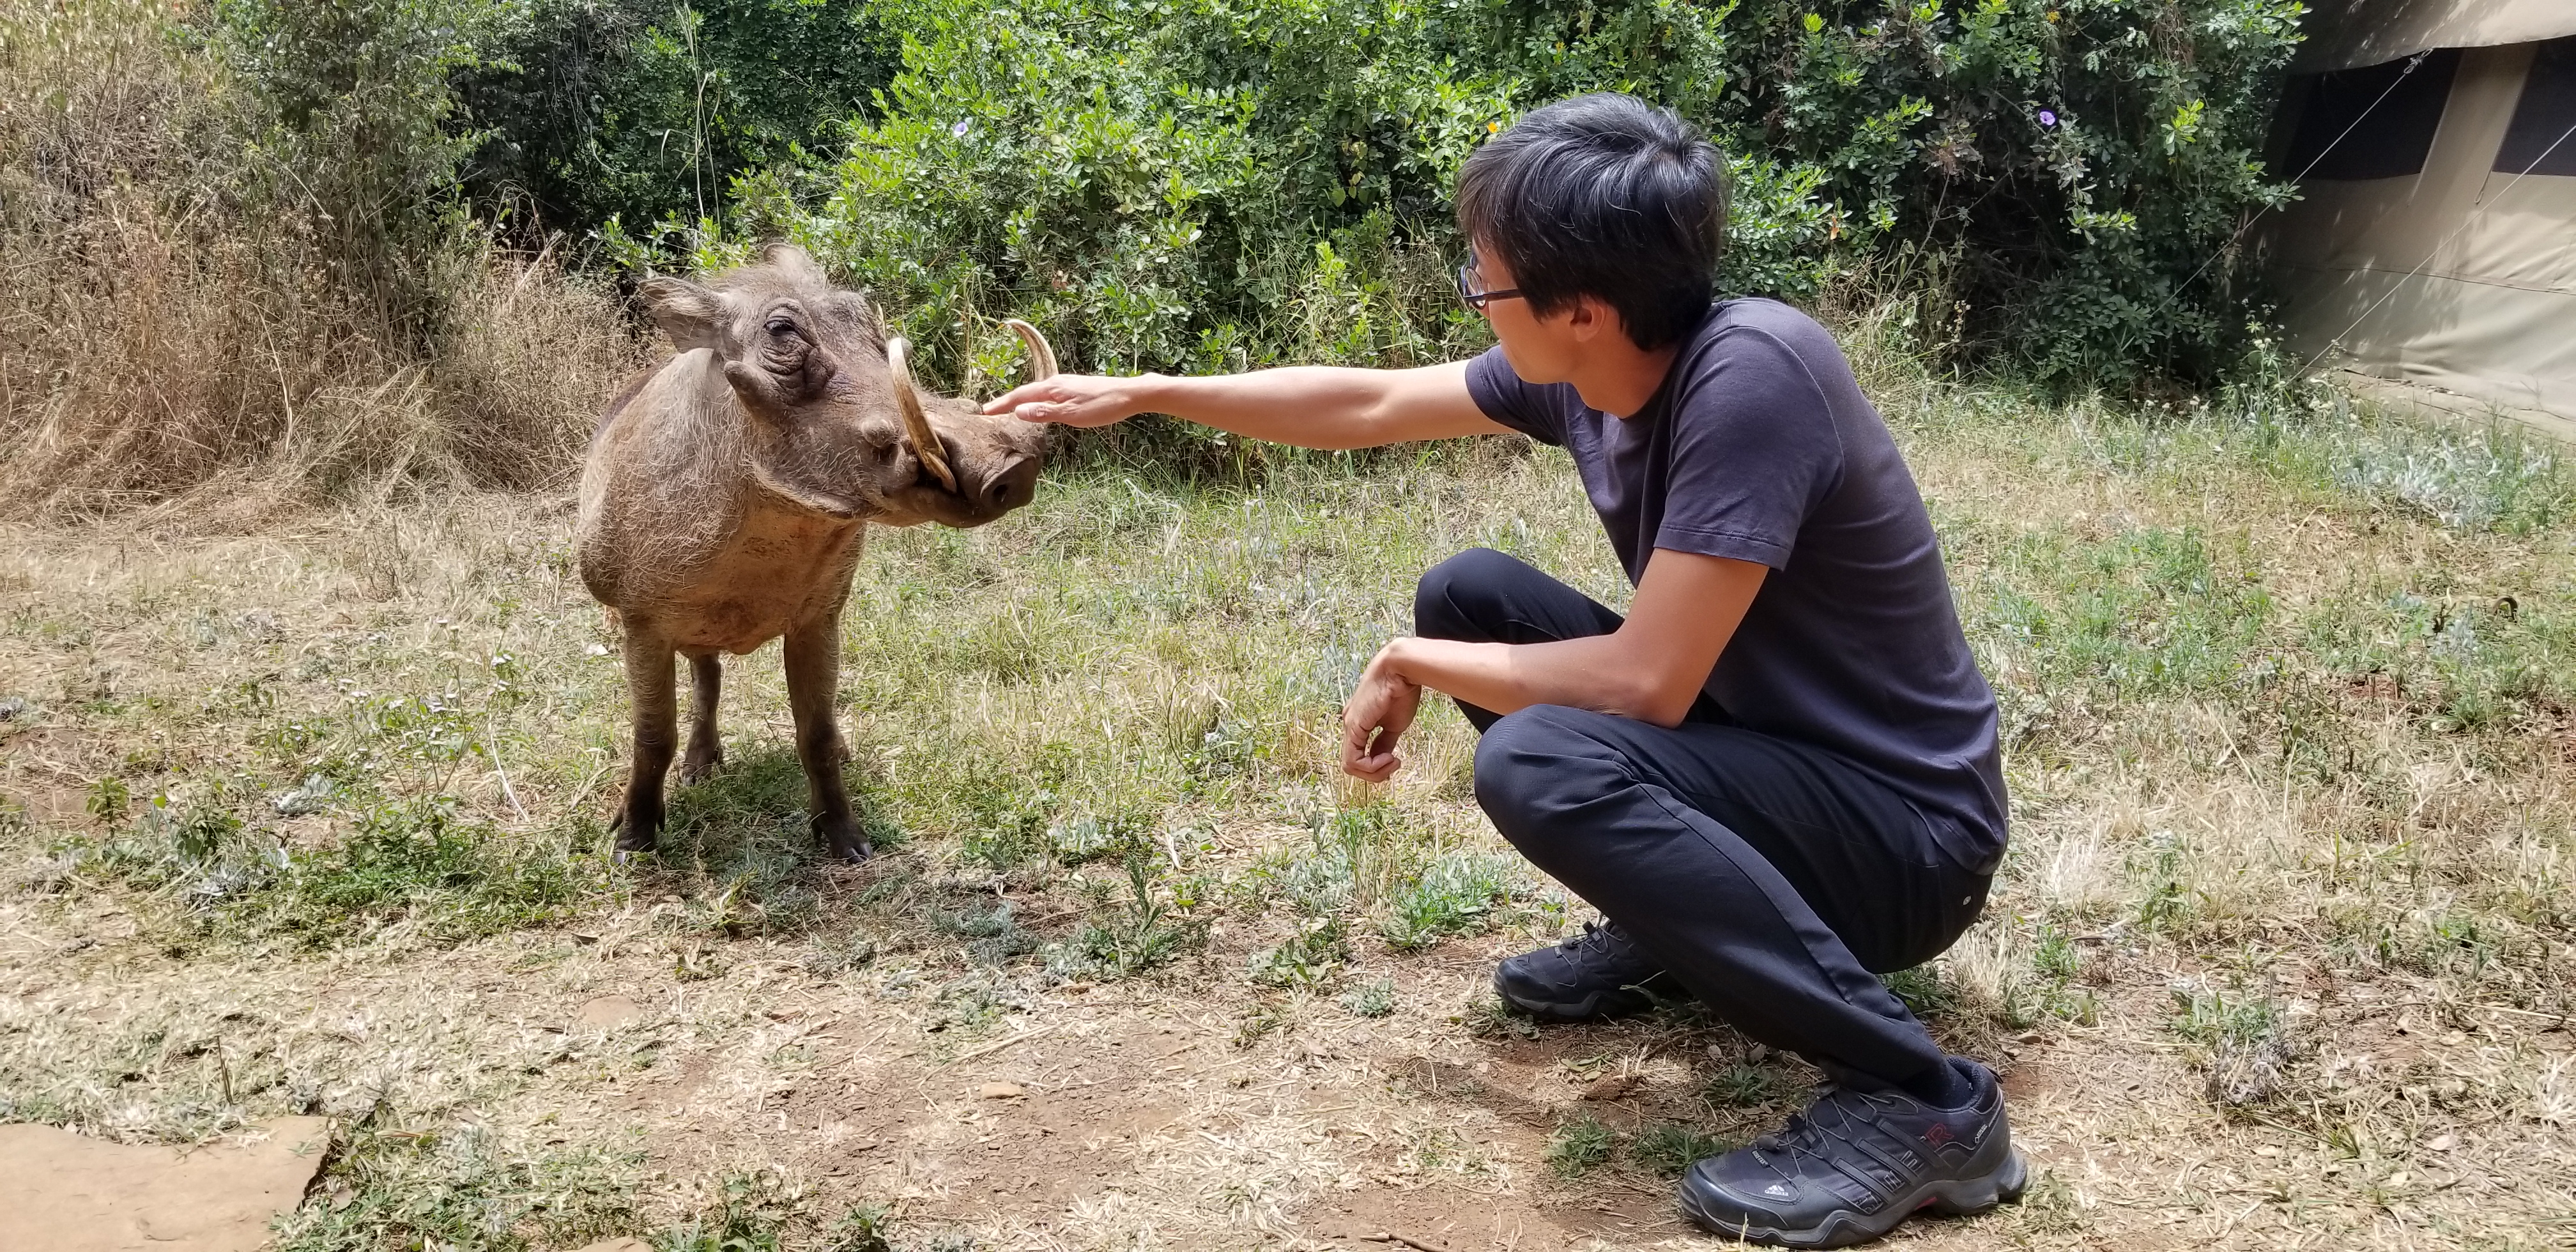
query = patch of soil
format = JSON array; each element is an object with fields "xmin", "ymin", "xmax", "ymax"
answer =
[
  {"xmin": 763, "ymin": 1018, "xmax": 1199, "ymax": 1223},
  {"xmin": 0, "ymin": 1117, "xmax": 332, "ymax": 1252},
  {"xmin": 1309, "ymin": 1181, "xmax": 1678, "ymax": 1251}
]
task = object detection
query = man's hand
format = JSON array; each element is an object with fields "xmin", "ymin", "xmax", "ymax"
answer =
[
  {"xmin": 983, "ymin": 374, "xmax": 1153, "ymax": 429},
  {"xmin": 1342, "ymin": 646, "xmax": 1424, "ymax": 782}
]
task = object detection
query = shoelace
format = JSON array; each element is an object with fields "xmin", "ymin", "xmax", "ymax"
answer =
[
  {"xmin": 1751, "ymin": 1086, "xmax": 1910, "ymax": 1187},
  {"xmin": 1560, "ymin": 920, "xmax": 1620, "ymax": 956}
]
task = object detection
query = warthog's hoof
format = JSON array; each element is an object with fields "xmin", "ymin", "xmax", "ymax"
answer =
[
  {"xmin": 813, "ymin": 817, "xmax": 870, "ymax": 864},
  {"xmin": 608, "ymin": 813, "xmax": 659, "ymax": 863},
  {"xmin": 677, "ymin": 746, "xmax": 724, "ymax": 786}
]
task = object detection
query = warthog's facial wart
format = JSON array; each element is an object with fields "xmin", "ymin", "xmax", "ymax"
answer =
[{"xmin": 636, "ymin": 245, "xmax": 1051, "ymax": 528}]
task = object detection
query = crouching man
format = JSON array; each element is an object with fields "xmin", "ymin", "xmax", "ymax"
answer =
[{"xmin": 986, "ymin": 92, "xmax": 2024, "ymax": 1247}]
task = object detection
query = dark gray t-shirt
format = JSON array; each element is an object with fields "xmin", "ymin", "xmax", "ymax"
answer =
[{"xmin": 1465, "ymin": 298, "xmax": 2007, "ymax": 873}]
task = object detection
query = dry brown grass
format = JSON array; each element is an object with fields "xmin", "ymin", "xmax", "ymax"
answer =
[{"xmin": 0, "ymin": 0, "xmax": 641, "ymax": 518}]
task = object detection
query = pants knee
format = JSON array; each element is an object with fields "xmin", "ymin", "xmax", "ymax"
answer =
[
  {"xmin": 1414, "ymin": 546, "xmax": 1528, "ymax": 640},
  {"xmin": 1473, "ymin": 705, "xmax": 1600, "ymax": 854}
]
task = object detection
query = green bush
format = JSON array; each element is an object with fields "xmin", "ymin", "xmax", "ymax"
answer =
[
  {"xmin": 525, "ymin": 0, "xmax": 2304, "ymax": 395},
  {"xmin": 1710, "ymin": 0, "xmax": 2307, "ymax": 387},
  {"xmin": 30, "ymin": 0, "xmax": 2304, "ymax": 508},
  {"xmin": 693, "ymin": 0, "xmax": 1844, "ymax": 396},
  {"xmin": 457, "ymin": 0, "xmax": 899, "ymax": 240},
  {"xmin": 209, "ymin": 0, "xmax": 490, "ymax": 344}
]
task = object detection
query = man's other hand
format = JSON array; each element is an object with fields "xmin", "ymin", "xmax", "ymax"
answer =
[
  {"xmin": 1342, "ymin": 648, "xmax": 1424, "ymax": 782},
  {"xmin": 983, "ymin": 374, "xmax": 1152, "ymax": 429}
]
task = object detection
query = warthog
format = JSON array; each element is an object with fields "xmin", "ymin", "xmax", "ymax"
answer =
[{"xmin": 577, "ymin": 244, "xmax": 1052, "ymax": 860}]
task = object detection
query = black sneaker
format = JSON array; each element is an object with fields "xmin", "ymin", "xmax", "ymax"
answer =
[
  {"xmin": 1492, "ymin": 920, "xmax": 1670, "ymax": 1021},
  {"xmin": 1678, "ymin": 1059, "xmax": 2025, "ymax": 1248}
]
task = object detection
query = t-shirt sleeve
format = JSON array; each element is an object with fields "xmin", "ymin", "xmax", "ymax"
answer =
[
  {"xmin": 1462, "ymin": 345, "xmax": 1567, "ymax": 446},
  {"xmin": 1655, "ymin": 328, "xmax": 1846, "ymax": 570}
]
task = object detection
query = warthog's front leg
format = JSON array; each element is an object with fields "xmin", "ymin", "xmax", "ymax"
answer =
[
  {"xmin": 680, "ymin": 653, "xmax": 724, "ymax": 784},
  {"xmin": 783, "ymin": 609, "xmax": 865, "ymax": 862},
  {"xmin": 612, "ymin": 630, "xmax": 680, "ymax": 857}
]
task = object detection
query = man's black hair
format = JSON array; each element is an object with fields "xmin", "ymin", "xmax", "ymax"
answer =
[{"xmin": 1455, "ymin": 93, "xmax": 1726, "ymax": 351}]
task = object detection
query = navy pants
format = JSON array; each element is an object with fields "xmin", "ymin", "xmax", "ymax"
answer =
[{"xmin": 1420, "ymin": 548, "xmax": 1991, "ymax": 1089}]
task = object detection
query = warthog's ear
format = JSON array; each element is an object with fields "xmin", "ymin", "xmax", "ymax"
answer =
[{"xmin": 638, "ymin": 277, "xmax": 730, "ymax": 354}]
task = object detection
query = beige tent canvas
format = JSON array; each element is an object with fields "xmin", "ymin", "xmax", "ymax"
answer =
[{"xmin": 2264, "ymin": 1, "xmax": 2576, "ymax": 430}]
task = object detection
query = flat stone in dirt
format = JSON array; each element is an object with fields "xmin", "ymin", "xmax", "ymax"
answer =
[
  {"xmin": 576, "ymin": 994, "xmax": 644, "ymax": 1029},
  {"xmin": 567, "ymin": 1240, "xmax": 653, "ymax": 1252},
  {"xmin": 0, "ymin": 1117, "xmax": 332, "ymax": 1252}
]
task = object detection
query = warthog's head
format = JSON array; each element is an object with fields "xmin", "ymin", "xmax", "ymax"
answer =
[{"xmin": 638, "ymin": 244, "xmax": 1050, "ymax": 528}]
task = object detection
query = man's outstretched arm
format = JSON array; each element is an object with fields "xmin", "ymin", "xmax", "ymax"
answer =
[
  {"xmin": 1342, "ymin": 549, "xmax": 1767, "ymax": 781},
  {"xmin": 982, "ymin": 360, "xmax": 1509, "ymax": 450}
]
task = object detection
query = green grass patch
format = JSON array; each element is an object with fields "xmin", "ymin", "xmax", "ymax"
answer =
[
  {"xmin": 1547, "ymin": 1115, "xmax": 1616, "ymax": 1179},
  {"xmin": 1631, "ymin": 1122, "xmax": 1733, "ymax": 1177},
  {"xmin": 1703, "ymin": 1062, "xmax": 1789, "ymax": 1108},
  {"xmin": 1381, "ymin": 851, "xmax": 1521, "ymax": 951},
  {"xmin": 2171, "ymin": 988, "xmax": 2299, "ymax": 1111},
  {"xmin": 273, "ymin": 1123, "xmax": 640, "ymax": 1252},
  {"xmin": 1338, "ymin": 977, "xmax": 1397, "ymax": 1018}
]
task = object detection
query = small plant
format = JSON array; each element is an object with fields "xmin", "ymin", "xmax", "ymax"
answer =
[
  {"xmin": 1631, "ymin": 1122, "xmax": 1732, "ymax": 1177},
  {"xmin": 1462, "ymin": 995, "xmax": 1540, "ymax": 1041},
  {"xmin": 927, "ymin": 900, "xmax": 1034, "ymax": 965},
  {"xmin": 1547, "ymin": 1115, "xmax": 1615, "ymax": 1178},
  {"xmin": 2007, "ymin": 923, "xmax": 2101, "ymax": 1027},
  {"xmin": 1703, "ymin": 1063, "xmax": 1785, "ymax": 1108},
  {"xmin": 2172, "ymin": 988, "xmax": 2299, "ymax": 1110},
  {"xmin": 656, "ymin": 1168, "xmax": 898, "ymax": 1252},
  {"xmin": 1250, "ymin": 916, "xmax": 1351, "ymax": 989},
  {"xmin": 2133, "ymin": 830, "xmax": 2199, "ymax": 934},
  {"xmin": 1264, "ymin": 841, "xmax": 1356, "ymax": 916},
  {"xmin": 1233, "ymin": 1001, "xmax": 1287, "ymax": 1049},
  {"xmin": 1047, "ymin": 815, "xmax": 1131, "ymax": 866},
  {"xmin": 927, "ymin": 977, "xmax": 1028, "ymax": 1033},
  {"xmin": 256, "ymin": 797, "xmax": 587, "ymax": 943},
  {"xmin": 170, "ymin": 804, "xmax": 246, "ymax": 867},
  {"xmin": 801, "ymin": 933, "xmax": 879, "ymax": 979},
  {"xmin": 824, "ymin": 1203, "xmax": 899, "ymax": 1252},
  {"xmin": 673, "ymin": 942, "xmax": 728, "ymax": 982},
  {"xmin": 1186, "ymin": 717, "xmax": 1258, "ymax": 784},
  {"xmin": 2033, "ymin": 924, "xmax": 2081, "ymax": 981},
  {"xmin": 85, "ymin": 775, "xmax": 129, "ymax": 821},
  {"xmin": 1881, "ymin": 965, "xmax": 1957, "ymax": 1018},
  {"xmin": 1339, "ymin": 977, "xmax": 1397, "ymax": 1018},
  {"xmin": 1069, "ymin": 858, "xmax": 1206, "ymax": 980},
  {"xmin": 1381, "ymin": 851, "xmax": 1519, "ymax": 951}
]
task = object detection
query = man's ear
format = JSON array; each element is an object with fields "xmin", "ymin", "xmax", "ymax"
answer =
[
  {"xmin": 638, "ymin": 277, "xmax": 730, "ymax": 353},
  {"xmin": 1565, "ymin": 294, "xmax": 1614, "ymax": 344}
]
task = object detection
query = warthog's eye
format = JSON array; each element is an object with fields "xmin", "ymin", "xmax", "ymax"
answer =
[{"xmin": 765, "ymin": 317, "xmax": 798, "ymax": 338}]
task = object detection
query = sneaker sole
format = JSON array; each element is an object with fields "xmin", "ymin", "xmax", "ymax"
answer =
[
  {"xmin": 1678, "ymin": 1148, "xmax": 2028, "ymax": 1249},
  {"xmin": 1491, "ymin": 979, "xmax": 1653, "ymax": 1023}
]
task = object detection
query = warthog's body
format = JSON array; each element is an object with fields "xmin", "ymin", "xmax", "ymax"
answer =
[{"xmin": 578, "ymin": 245, "xmax": 1052, "ymax": 859}]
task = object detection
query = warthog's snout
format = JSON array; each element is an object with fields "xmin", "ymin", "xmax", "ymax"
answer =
[{"xmin": 977, "ymin": 450, "xmax": 1041, "ymax": 512}]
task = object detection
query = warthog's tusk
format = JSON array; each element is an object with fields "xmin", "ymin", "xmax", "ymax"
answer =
[
  {"xmin": 884, "ymin": 335, "xmax": 958, "ymax": 492},
  {"xmin": 1002, "ymin": 317, "xmax": 1057, "ymax": 382}
]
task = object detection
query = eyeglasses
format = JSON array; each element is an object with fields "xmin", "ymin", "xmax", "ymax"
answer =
[{"xmin": 1456, "ymin": 259, "xmax": 1524, "ymax": 312}]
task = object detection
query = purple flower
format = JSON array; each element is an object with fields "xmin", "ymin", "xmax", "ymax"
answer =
[
  {"xmin": 951, "ymin": 119, "xmax": 971, "ymax": 138},
  {"xmin": 2038, "ymin": 109, "xmax": 2058, "ymax": 128}
]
